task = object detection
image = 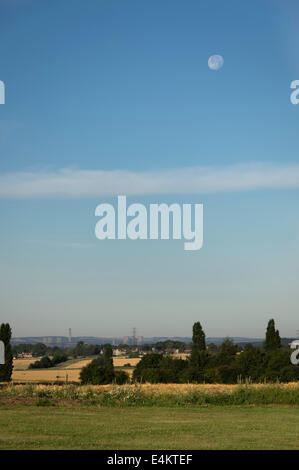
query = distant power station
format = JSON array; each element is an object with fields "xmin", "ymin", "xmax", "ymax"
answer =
[
  {"xmin": 122, "ymin": 329, "xmax": 143, "ymax": 345},
  {"xmin": 68, "ymin": 328, "xmax": 72, "ymax": 343}
]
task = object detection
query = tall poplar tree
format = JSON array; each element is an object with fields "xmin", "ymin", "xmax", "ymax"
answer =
[
  {"xmin": 265, "ymin": 319, "xmax": 281, "ymax": 351},
  {"xmin": 190, "ymin": 322, "xmax": 206, "ymax": 369},
  {"xmin": 103, "ymin": 345, "xmax": 114, "ymax": 382}
]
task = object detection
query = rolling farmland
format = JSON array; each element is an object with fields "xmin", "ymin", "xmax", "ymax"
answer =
[{"xmin": 12, "ymin": 356, "xmax": 141, "ymax": 383}]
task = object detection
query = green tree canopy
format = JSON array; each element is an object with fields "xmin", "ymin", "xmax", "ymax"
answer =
[{"xmin": 80, "ymin": 346, "xmax": 115, "ymax": 385}]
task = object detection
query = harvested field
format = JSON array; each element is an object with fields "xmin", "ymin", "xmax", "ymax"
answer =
[
  {"xmin": 13, "ymin": 358, "xmax": 40, "ymax": 370},
  {"xmin": 12, "ymin": 369, "xmax": 81, "ymax": 383},
  {"xmin": 113, "ymin": 357, "xmax": 140, "ymax": 367},
  {"xmin": 12, "ymin": 356, "xmax": 139, "ymax": 383},
  {"xmin": 64, "ymin": 359, "xmax": 93, "ymax": 369}
]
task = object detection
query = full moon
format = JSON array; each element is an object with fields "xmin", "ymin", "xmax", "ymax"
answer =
[{"xmin": 208, "ymin": 55, "xmax": 224, "ymax": 71}]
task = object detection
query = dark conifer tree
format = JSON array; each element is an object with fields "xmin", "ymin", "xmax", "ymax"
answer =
[
  {"xmin": 103, "ymin": 345, "xmax": 114, "ymax": 381},
  {"xmin": 190, "ymin": 322, "xmax": 206, "ymax": 369},
  {"xmin": 265, "ymin": 319, "xmax": 281, "ymax": 351},
  {"xmin": 0, "ymin": 323, "xmax": 13, "ymax": 382}
]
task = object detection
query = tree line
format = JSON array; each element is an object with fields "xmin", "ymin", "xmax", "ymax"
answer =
[
  {"xmin": 12, "ymin": 341, "xmax": 104, "ymax": 358},
  {"xmin": 133, "ymin": 319, "xmax": 299, "ymax": 384}
]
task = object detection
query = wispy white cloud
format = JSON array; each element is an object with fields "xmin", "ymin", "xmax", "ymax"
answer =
[
  {"xmin": 25, "ymin": 239, "xmax": 96, "ymax": 248},
  {"xmin": 0, "ymin": 163, "xmax": 299, "ymax": 198}
]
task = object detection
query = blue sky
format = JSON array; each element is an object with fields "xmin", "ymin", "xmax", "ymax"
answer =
[{"xmin": 0, "ymin": 0, "xmax": 298, "ymax": 338}]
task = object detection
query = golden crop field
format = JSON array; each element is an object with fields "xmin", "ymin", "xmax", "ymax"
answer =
[
  {"xmin": 12, "ymin": 356, "xmax": 140, "ymax": 383},
  {"xmin": 12, "ymin": 368, "xmax": 80, "ymax": 383},
  {"xmin": 12, "ymin": 357, "xmax": 91, "ymax": 383},
  {"xmin": 59, "ymin": 357, "xmax": 140, "ymax": 370},
  {"xmin": 113, "ymin": 357, "xmax": 140, "ymax": 367},
  {"xmin": 13, "ymin": 358, "xmax": 38, "ymax": 370},
  {"xmin": 64, "ymin": 359, "xmax": 93, "ymax": 369}
]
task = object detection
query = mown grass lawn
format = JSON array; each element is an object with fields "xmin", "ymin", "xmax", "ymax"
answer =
[{"xmin": 0, "ymin": 405, "xmax": 299, "ymax": 449}]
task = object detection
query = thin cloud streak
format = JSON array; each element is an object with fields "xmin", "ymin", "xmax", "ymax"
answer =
[{"xmin": 0, "ymin": 163, "xmax": 299, "ymax": 198}]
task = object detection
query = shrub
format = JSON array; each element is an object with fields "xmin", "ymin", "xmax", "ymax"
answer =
[
  {"xmin": 29, "ymin": 356, "xmax": 53, "ymax": 369},
  {"xmin": 80, "ymin": 350, "xmax": 116, "ymax": 385},
  {"xmin": 114, "ymin": 370, "xmax": 130, "ymax": 385},
  {"xmin": 51, "ymin": 353, "xmax": 68, "ymax": 366}
]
